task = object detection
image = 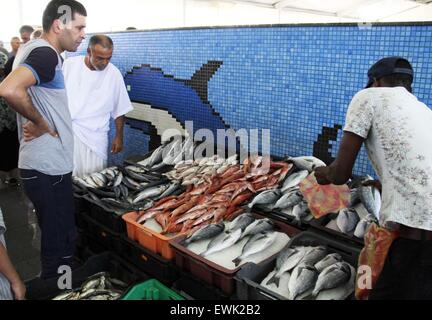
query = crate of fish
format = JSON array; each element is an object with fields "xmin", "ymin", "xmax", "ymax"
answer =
[
  {"xmin": 308, "ymin": 176, "xmax": 381, "ymax": 246},
  {"xmin": 81, "ymin": 213, "xmax": 123, "ymax": 255},
  {"xmin": 85, "ymin": 175, "xmax": 183, "ymax": 234},
  {"xmin": 122, "ymin": 279, "xmax": 185, "ymax": 300},
  {"xmin": 72, "ymin": 164, "xmax": 180, "ymax": 230},
  {"xmin": 73, "ymin": 191, "xmax": 91, "ymax": 215},
  {"xmin": 117, "ymin": 235, "xmax": 179, "ymax": 285},
  {"xmin": 247, "ymin": 166, "xmax": 320, "ymax": 230},
  {"xmin": 26, "ymin": 252, "xmax": 148, "ymax": 300},
  {"xmin": 84, "ymin": 195, "xmax": 128, "ymax": 234},
  {"xmin": 122, "ymin": 211, "xmax": 184, "ymax": 260},
  {"xmin": 123, "ymin": 155, "xmax": 294, "ymax": 262},
  {"xmin": 235, "ymin": 230, "xmax": 361, "ymax": 300},
  {"xmin": 169, "ymin": 212, "xmax": 302, "ymax": 296},
  {"xmin": 172, "ymin": 269, "xmax": 232, "ymax": 300}
]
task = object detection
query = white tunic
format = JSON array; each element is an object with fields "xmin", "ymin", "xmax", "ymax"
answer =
[
  {"xmin": 344, "ymin": 87, "xmax": 432, "ymax": 231},
  {"xmin": 62, "ymin": 56, "xmax": 133, "ymax": 161}
]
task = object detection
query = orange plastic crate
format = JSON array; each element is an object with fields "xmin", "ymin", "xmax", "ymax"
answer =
[{"xmin": 122, "ymin": 211, "xmax": 185, "ymax": 260}]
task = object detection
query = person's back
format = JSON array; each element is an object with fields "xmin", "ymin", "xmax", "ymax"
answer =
[
  {"xmin": 314, "ymin": 56, "xmax": 432, "ymax": 299},
  {"xmin": 345, "ymin": 86, "xmax": 432, "ymax": 229}
]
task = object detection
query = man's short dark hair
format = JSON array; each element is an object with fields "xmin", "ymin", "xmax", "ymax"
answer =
[
  {"xmin": 88, "ymin": 35, "xmax": 114, "ymax": 50},
  {"xmin": 42, "ymin": 0, "xmax": 87, "ymax": 32},
  {"xmin": 19, "ymin": 25, "xmax": 34, "ymax": 35},
  {"xmin": 380, "ymin": 59, "xmax": 413, "ymax": 93}
]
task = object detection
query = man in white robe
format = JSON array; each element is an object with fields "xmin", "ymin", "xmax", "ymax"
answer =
[{"xmin": 63, "ymin": 35, "xmax": 133, "ymax": 177}]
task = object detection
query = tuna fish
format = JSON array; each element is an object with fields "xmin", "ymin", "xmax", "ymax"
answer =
[
  {"xmin": 336, "ymin": 208, "xmax": 360, "ymax": 233},
  {"xmin": 299, "ymin": 246, "xmax": 327, "ymax": 266},
  {"xmin": 266, "ymin": 247, "xmax": 306, "ymax": 287},
  {"xmin": 353, "ymin": 214, "xmax": 376, "ymax": 239},
  {"xmin": 288, "ymin": 264, "xmax": 319, "ymax": 300},
  {"xmin": 286, "ymin": 156, "xmax": 326, "ymax": 172},
  {"xmin": 281, "ymin": 170, "xmax": 309, "ymax": 193},
  {"xmin": 184, "ymin": 222, "xmax": 225, "ymax": 245},
  {"xmin": 247, "ymin": 189, "xmax": 281, "ymax": 209},
  {"xmin": 292, "ymin": 201, "xmax": 310, "ymax": 226},
  {"xmin": 312, "ymin": 262, "xmax": 352, "ymax": 297},
  {"xmin": 232, "ymin": 232, "xmax": 278, "ymax": 267},
  {"xmin": 227, "ymin": 213, "xmax": 255, "ymax": 233},
  {"xmin": 314, "ymin": 253, "xmax": 343, "ymax": 273},
  {"xmin": 273, "ymin": 191, "xmax": 303, "ymax": 210},
  {"xmin": 359, "ymin": 185, "xmax": 381, "ymax": 219},
  {"xmin": 202, "ymin": 229, "xmax": 242, "ymax": 257},
  {"xmin": 240, "ymin": 218, "xmax": 274, "ymax": 239}
]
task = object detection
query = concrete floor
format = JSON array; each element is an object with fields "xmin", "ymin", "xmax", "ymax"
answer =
[{"xmin": 0, "ymin": 178, "xmax": 41, "ymax": 281}]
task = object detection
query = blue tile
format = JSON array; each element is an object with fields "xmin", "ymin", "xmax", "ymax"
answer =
[{"xmin": 70, "ymin": 25, "xmax": 432, "ymax": 175}]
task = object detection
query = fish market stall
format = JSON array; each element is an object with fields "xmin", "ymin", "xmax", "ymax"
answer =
[{"xmin": 69, "ymin": 140, "xmax": 378, "ymax": 300}]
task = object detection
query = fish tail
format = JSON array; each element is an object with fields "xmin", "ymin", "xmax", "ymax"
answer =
[
  {"xmin": 232, "ymin": 257, "xmax": 242, "ymax": 267},
  {"xmin": 266, "ymin": 274, "xmax": 279, "ymax": 287},
  {"xmin": 292, "ymin": 217, "xmax": 301, "ymax": 227}
]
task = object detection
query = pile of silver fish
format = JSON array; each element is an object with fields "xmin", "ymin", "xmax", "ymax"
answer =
[
  {"xmin": 136, "ymin": 156, "xmax": 292, "ymax": 235},
  {"xmin": 52, "ymin": 272, "xmax": 128, "ymax": 300},
  {"xmin": 184, "ymin": 214, "xmax": 283, "ymax": 267},
  {"xmin": 137, "ymin": 136, "xmax": 197, "ymax": 170},
  {"xmin": 248, "ymin": 167, "xmax": 313, "ymax": 225},
  {"xmin": 72, "ymin": 165, "xmax": 184, "ymax": 213},
  {"xmin": 247, "ymin": 156, "xmax": 327, "ymax": 224},
  {"xmin": 331, "ymin": 175, "xmax": 381, "ymax": 239},
  {"xmin": 249, "ymin": 161, "xmax": 382, "ymax": 239},
  {"xmin": 262, "ymin": 245, "xmax": 355, "ymax": 300}
]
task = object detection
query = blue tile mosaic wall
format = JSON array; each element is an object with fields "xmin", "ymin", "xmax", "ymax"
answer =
[
  {"xmin": 73, "ymin": 23, "xmax": 432, "ymax": 175},
  {"xmin": 107, "ymin": 121, "xmax": 150, "ymax": 166}
]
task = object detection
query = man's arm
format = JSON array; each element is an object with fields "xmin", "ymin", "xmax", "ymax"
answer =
[
  {"xmin": 0, "ymin": 243, "xmax": 26, "ymax": 300},
  {"xmin": 315, "ymin": 131, "xmax": 364, "ymax": 185},
  {"xmin": 111, "ymin": 116, "xmax": 125, "ymax": 154},
  {"xmin": 0, "ymin": 67, "xmax": 56, "ymax": 141}
]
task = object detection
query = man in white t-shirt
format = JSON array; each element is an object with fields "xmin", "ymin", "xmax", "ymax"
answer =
[
  {"xmin": 63, "ymin": 35, "xmax": 133, "ymax": 177},
  {"xmin": 315, "ymin": 57, "xmax": 432, "ymax": 299}
]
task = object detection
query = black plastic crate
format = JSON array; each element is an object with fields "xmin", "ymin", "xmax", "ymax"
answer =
[
  {"xmin": 85, "ymin": 196, "xmax": 127, "ymax": 234},
  {"xmin": 75, "ymin": 211, "xmax": 89, "ymax": 231},
  {"xmin": 25, "ymin": 251, "xmax": 149, "ymax": 300},
  {"xmin": 172, "ymin": 269, "xmax": 233, "ymax": 300},
  {"xmin": 170, "ymin": 212, "xmax": 302, "ymax": 296},
  {"xmin": 80, "ymin": 214, "xmax": 123, "ymax": 255},
  {"xmin": 76, "ymin": 227, "xmax": 111, "ymax": 260},
  {"xmin": 74, "ymin": 193, "xmax": 90, "ymax": 214},
  {"xmin": 309, "ymin": 214, "xmax": 365, "ymax": 246},
  {"xmin": 118, "ymin": 235, "xmax": 179, "ymax": 286},
  {"xmin": 235, "ymin": 230, "xmax": 362, "ymax": 300},
  {"xmin": 73, "ymin": 193, "xmax": 92, "ymax": 230}
]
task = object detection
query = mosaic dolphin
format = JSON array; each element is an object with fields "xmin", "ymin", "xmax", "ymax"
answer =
[{"xmin": 124, "ymin": 60, "xmax": 228, "ymax": 145}]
